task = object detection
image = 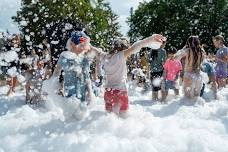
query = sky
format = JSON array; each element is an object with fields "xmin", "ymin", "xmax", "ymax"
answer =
[
  {"xmin": 0, "ymin": 0, "xmax": 21, "ymax": 33},
  {"xmin": 105, "ymin": 0, "xmax": 147, "ymax": 35},
  {"xmin": 0, "ymin": 0, "xmax": 146, "ymax": 35}
]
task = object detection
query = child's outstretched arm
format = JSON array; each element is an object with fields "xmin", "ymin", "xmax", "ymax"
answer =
[
  {"xmin": 162, "ymin": 70, "xmax": 167, "ymax": 81},
  {"xmin": 52, "ymin": 65, "xmax": 62, "ymax": 78},
  {"xmin": 90, "ymin": 46, "xmax": 107, "ymax": 58},
  {"xmin": 123, "ymin": 34, "xmax": 165, "ymax": 59},
  {"xmin": 174, "ymin": 46, "xmax": 188, "ymax": 60},
  {"xmin": 42, "ymin": 64, "xmax": 62, "ymax": 96},
  {"xmin": 216, "ymin": 55, "xmax": 228, "ymax": 63},
  {"xmin": 90, "ymin": 46, "xmax": 106, "ymax": 83}
]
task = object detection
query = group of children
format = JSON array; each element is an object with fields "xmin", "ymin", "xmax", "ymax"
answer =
[
  {"xmin": 140, "ymin": 35, "xmax": 227, "ymax": 103},
  {"xmin": 46, "ymin": 32, "xmax": 165, "ymax": 116},
  {"xmin": 1, "ymin": 30, "xmax": 227, "ymax": 117},
  {"xmin": 0, "ymin": 33, "xmax": 52, "ymax": 104}
]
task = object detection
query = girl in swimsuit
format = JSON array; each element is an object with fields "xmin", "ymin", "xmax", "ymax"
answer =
[{"xmin": 175, "ymin": 36, "xmax": 204, "ymax": 98}]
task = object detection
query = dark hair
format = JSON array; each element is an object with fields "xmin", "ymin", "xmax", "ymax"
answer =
[
  {"xmin": 150, "ymin": 49, "xmax": 158, "ymax": 60},
  {"xmin": 140, "ymin": 47, "xmax": 147, "ymax": 57},
  {"xmin": 168, "ymin": 46, "xmax": 177, "ymax": 54},
  {"xmin": 186, "ymin": 36, "xmax": 203, "ymax": 69},
  {"xmin": 111, "ymin": 37, "xmax": 130, "ymax": 53}
]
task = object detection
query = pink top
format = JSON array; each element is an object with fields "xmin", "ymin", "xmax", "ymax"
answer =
[{"xmin": 163, "ymin": 59, "xmax": 182, "ymax": 81}]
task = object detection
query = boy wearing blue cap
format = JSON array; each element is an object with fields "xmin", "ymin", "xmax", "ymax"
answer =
[{"xmin": 51, "ymin": 31, "xmax": 92, "ymax": 104}]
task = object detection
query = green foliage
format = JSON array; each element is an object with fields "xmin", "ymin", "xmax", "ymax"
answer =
[
  {"xmin": 128, "ymin": 0, "xmax": 228, "ymax": 52},
  {"xmin": 13, "ymin": 0, "xmax": 121, "ymax": 51}
]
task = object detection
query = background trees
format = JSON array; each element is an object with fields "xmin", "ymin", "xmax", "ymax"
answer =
[
  {"xmin": 128, "ymin": 0, "xmax": 228, "ymax": 52},
  {"xmin": 13, "ymin": 0, "xmax": 121, "ymax": 55}
]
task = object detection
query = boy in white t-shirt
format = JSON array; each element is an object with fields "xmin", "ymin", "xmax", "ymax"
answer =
[{"xmin": 91, "ymin": 34, "xmax": 166, "ymax": 115}]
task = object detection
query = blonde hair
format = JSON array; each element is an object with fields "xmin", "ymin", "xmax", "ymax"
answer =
[{"xmin": 213, "ymin": 35, "xmax": 225, "ymax": 44}]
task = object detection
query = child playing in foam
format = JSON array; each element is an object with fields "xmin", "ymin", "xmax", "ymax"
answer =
[
  {"xmin": 91, "ymin": 34, "xmax": 166, "ymax": 116},
  {"xmin": 161, "ymin": 47, "xmax": 182, "ymax": 102},
  {"xmin": 212, "ymin": 35, "xmax": 228, "ymax": 88},
  {"xmin": 51, "ymin": 31, "xmax": 92, "ymax": 104},
  {"xmin": 175, "ymin": 36, "xmax": 204, "ymax": 99},
  {"xmin": 26, "ymin": 59, "xmax": 46, "ymax": 104}
]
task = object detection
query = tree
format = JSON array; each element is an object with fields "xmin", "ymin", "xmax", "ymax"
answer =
[
  {"xmin": 13, "ymin": 0, "xmax": 121, "ymax": 55},
  {"xmin": 127, "ymin": 0, "xmax": 228, "ymax": 52}
]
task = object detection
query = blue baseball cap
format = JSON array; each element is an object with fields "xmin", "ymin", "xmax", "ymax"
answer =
[{"xmin": 71, "ymin": 31, "xmax": 90, "ymax": 45}]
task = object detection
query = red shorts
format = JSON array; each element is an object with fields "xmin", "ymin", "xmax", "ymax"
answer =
[{"xmin": 104, "ymin": 89, "xmax": 129, "ymax": 112}]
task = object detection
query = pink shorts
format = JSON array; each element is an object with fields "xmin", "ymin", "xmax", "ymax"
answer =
[{"xmin": 104, "ymin": 88, "xmax": 129, "ymax": 112}]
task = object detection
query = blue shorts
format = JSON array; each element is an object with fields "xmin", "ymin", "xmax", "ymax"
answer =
[
  {"xmin": 164, "ymin": 80, "xmax": 178, "ymax": 91},
  {"xmin": 64, "ymin": 80, "xmax": 87, "ymax": 102},
  {"xmin": 0, "ymin": 66, "xmax": 9, "ymax": 76}
]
